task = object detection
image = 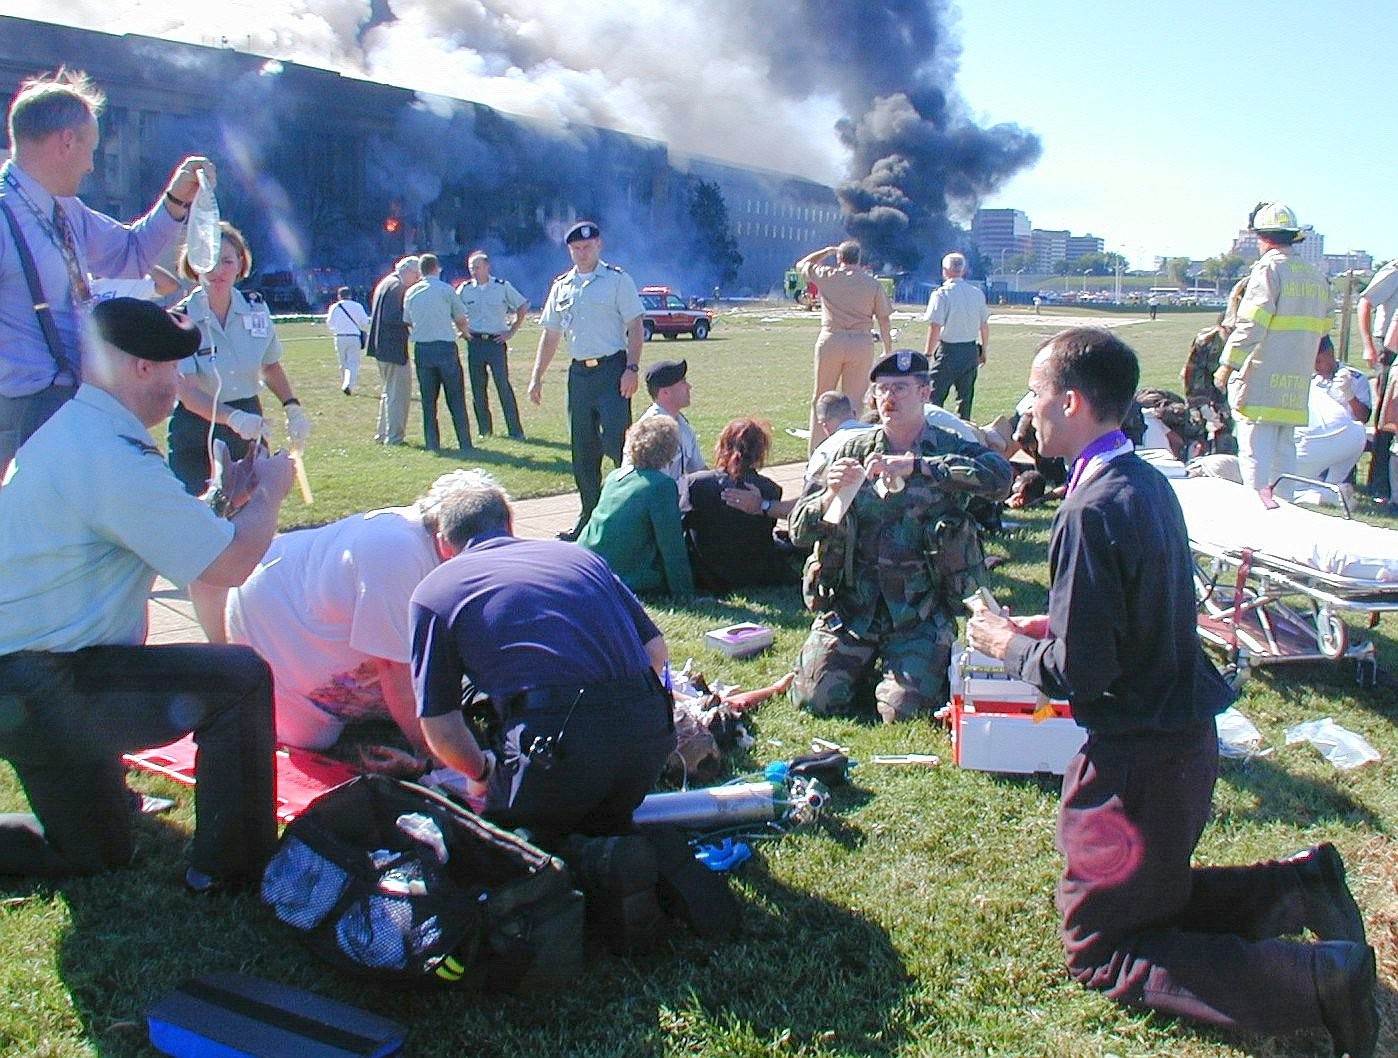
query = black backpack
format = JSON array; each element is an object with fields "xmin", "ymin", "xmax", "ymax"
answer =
[{"xmin": 261, "ymin": 775, "xmax": 583, "ymax": 992}]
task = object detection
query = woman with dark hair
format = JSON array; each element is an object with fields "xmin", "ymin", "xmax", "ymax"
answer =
[
  {"xmin": 578, "ymin": 415, "xmax": 693, "ymax": 597},
  {"xmin": 680, "ymin": 417, "xmax": 796, "ymax": 592}
]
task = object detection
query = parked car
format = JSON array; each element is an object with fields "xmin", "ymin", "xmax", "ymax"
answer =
[{"xmin": 640, "ymin": 286, "xmax": 713, "ymax": 340}]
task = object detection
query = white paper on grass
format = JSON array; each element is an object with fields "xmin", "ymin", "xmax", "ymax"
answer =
[
  {"xmin": 1215, "ymin": 706, "xmax": 1271, "ymax": 759},
  {"xmin": 1283, "ymin": 717, "xmax": 1381, "ymax": 771}
]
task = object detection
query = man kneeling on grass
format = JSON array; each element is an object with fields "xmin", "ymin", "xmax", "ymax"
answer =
[{"xmin": 409, "ymin": 471, "xmax": 737, "ymax": 953}]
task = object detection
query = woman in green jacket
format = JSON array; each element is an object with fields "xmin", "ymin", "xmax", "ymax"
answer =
[{"xmin": 579, "ymin": 415, "xmax": 694, "ymax": 597}]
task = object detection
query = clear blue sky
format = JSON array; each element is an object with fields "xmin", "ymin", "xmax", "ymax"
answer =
[{"xmin": 954, "ymin": 2, "xmax": 1391, "ymax": 269}]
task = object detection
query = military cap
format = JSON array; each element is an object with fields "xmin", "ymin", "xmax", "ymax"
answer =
[
  {"xmin": 645, "ymin": 359, "xmax": 688, "ymax": 393},
  {"xmin": 92, "ymin": 297, "xmax": 200, "ymax": 362},
  {"xmin": 565, "ymin": 220, "xmax": 600, "ymax": 244},
  {"xmin": 869, "ymin": 349, "xmax": 930, "ymax": 381}
]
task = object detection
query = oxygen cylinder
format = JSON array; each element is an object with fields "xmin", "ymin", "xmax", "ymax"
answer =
[{"xmin": 632, "ymin": 781, "xmax": 782, "ymax": 830}]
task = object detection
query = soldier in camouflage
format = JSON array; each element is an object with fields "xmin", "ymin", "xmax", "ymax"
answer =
[{"xmin": 789, "ymin": 350, "xmax": 1012, "ymax": 723}]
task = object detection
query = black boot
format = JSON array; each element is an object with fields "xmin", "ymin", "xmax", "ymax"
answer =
[
  {"xmin": 558, "ymin": 834, "xmax": 664, "ymax": 955},
  {"xmin": 644, "ymin": 826, "xmax": 740, "ymax": 943},
  {"xmin": 1286, "ymin": 843, "xmax": 1367, "ymax": 944},
  {"xmin": 1314, "ymin": 941, "xmax": 1378, "ymax": 1058}
]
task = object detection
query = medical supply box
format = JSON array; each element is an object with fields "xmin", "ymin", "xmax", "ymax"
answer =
[
  {"xmin": 147, "ymin": 971, "xmax": 404, "ymax": 1058},
  {"xmin": 704, "ymin": 622, "xmax": 775, "ymax": 659},
  {"xmin": 948, "ymin": 646, "xmax": 1085, "ymax": 775}
]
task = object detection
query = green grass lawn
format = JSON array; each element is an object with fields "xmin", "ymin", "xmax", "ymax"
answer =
[{"xmin": 3, "ymin": 304, "xmax": 1396, "ymax": 1057}]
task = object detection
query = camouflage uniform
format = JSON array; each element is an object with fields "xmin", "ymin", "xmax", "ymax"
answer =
[
  {"xmin": 789, "ymin": 423, "xmax": 1012, "ymax": 723},
  {"xmin": 1181, "ymin": 327, "xmax": 1236, "ymax": 454}
]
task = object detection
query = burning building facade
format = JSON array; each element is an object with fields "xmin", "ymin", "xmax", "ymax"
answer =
[{"xmin": 0, "ymin": 15, "xmax": 844, "ymax": 304}]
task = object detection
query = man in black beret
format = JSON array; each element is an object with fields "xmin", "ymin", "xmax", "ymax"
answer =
[
  {"xmin": 0, "ymin": 298, "xmax": 294, "ymax": 892},
  {"xmin": 631, "ymin": 358, "xmax": 704, "ymax": 482},
  {"xmin": 788, "ymin": 348, "xmax": 1012, "ymax": 723}
]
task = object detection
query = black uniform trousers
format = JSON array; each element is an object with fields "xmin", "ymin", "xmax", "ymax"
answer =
[
  {"xmin": 567, "ymin": 352, "xmax": 631, "ymax": 527},
  {"xmin": 0, "ymin": 644, "xmax": 277, "ymax": 880},
  {"xmin": 414, "ymin": 340, "xmax": 473, "ymax": 452},
  {"xmin": 480, "ymin": 672, "xmax": 673, "ymax": 846},
  {"xmin": 466, "ymin": 334, "xmax": 524, "ymax": 438},
  {"xmin": 928, "ymin": 340, "xmax": 981, "ymax": 419},
  {"xmin": 1057, "ymin": 721, "xmax": 1326, "ymax": 1034},
  {"xmin": 167, "ymin": 397, "xmax": 262, "ymax": 496}
]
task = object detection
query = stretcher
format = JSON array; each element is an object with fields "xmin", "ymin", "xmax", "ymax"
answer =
[{"xmin": 1169, "ymin": 474, "xmax": 1398, "ymax": 687}]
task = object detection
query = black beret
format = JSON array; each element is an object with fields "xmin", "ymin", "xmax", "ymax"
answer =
[
  {"xmin": 870, "ymin": 349, "xmax": 930, "ymax": 381},
  {"xmin": 645, "ymin": 359, "xmax": 687, "ymax": 392},
  {"xmin": 565, "ymin": 221, "xmax": 600, "ymax": 244},
  {"xmin": 92, "ymin": 297, "xmax": 200, "ymax": 362}
]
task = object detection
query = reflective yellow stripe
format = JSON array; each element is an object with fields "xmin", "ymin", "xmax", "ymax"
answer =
[
  {"xmin": 1262, "ymin": 314, "xmax": 1330, "ymax": 333},
  {"xmin": 1240, "ymin": 303, "xmax": 1273, "ymax": 328}
]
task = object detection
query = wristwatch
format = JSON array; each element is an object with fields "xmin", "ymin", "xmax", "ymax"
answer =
[
  {"xmin": 760, "ymin": 499, "xmax": 773, "ymax": 514},
  {"xmin": 623, "ymin": 363, "xmax": 639, "ymax": 373}
]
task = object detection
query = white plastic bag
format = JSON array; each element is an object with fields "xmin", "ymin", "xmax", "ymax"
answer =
[
  {"xmin": 184, "ymin": 169, "xmax": 222, "ymax": 274},
  {"xmin": 1283, "ymin": 717, "xmax": 1381, "ymax": 771},
  {"xmin": 1215, "ymin": 706, "xmax": 1270, "ymax": 760}
]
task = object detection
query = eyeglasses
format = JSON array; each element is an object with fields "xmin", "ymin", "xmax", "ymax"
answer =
[{"xmin": 871, "ymin": 381, "xmax": 918, "ymax": 398}]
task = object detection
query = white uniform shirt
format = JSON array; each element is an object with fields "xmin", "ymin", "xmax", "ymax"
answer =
[
  {"xmin": 0, "ymin": 385, "xmax": 234, "ymax": 651},
  {"xmin": 327, "ymin": 299, "xmax": 369, "ymax": 337}
]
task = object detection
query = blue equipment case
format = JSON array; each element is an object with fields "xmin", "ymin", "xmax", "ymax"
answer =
[{"xmin": 147, "ymin": 971, "xmax": 404, "ymax": 1058}]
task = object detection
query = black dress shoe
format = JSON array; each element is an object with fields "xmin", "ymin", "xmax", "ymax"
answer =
[
  {"xmin": 556, "ymin": 528, "xmax": 579, "ymax": 542},
  {"xmin": 1288, "ymin": 843, "xmax": 1367, "ymax": 944},
  {"xmin": 1314, "ymin": 941, "xmax": 1378, "ymax": 1058}
]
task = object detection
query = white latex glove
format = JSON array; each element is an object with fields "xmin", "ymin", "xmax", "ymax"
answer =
[
  {"xmin": 225, "ymin": 408, "xmax": 265, "ymax": 441},
  {"xmin": 465, "ymin": 750, "xmax": 496, "ymax": 811},
  {"xmin": 285, "ymin": 403, "xmax": 312, "ymax": 445}
]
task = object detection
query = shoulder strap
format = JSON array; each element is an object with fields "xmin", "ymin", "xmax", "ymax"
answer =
[{"xmin": 0, "ymin": 198, "xmax": 79, "ymax": 383}]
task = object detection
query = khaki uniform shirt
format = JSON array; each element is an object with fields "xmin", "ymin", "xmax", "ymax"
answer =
[{"xmin": 798, "ymin": 261, "xmax": 892, "ymax": 334}]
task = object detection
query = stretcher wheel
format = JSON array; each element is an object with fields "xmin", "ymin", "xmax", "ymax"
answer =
[{"xmin": 1317, "ymin": 610, "xmax": 1348, "ymax": 661}]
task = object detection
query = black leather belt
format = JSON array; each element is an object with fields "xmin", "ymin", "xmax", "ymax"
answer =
[
  {"xmin": 572, "ymin": 350, "xmax": 625, "ymax": 369},
  {"xmin": 474, "ymin": 332, "xmax": 503, "ymax": 341},
  {"xmin": 504, "ymin": 671, "xmax": 663, "ymax": 716}
]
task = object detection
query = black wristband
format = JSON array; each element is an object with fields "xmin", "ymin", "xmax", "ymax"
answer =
[
  {"xmin": 164, "ymin": 189, "xmax": 192, "ymax": 210},
  {"xmin": 281, "ymin": 397, "xmax": 301, "ymax": 407}
]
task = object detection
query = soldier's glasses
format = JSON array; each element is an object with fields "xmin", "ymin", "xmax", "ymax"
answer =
[{"xmin": 872, "ymin": 381, "xmax": 917, "ymax": 398}]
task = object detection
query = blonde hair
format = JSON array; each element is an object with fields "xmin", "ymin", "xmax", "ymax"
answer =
[{"xmin": 624, "ymin": 416, "xmax": 680, "ymax": 471}]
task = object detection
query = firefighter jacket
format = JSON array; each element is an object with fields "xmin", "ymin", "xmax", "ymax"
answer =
[{"xmin": 1220, "ymin": 247, "xmax": 1331, "ymax": 424}]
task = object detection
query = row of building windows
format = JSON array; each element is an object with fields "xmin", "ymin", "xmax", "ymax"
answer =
[
  {"xmin": 733, "ymin": 222, "xmax": 824, "ymax": 242},
  {"xmin": 739, "ymin": 200, "xmax": 838, "ymax": 225}
]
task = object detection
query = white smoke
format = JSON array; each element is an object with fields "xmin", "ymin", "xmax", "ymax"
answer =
[{"xmin": 16, "ymin": 0, "xmax": 849, "ymax": 183}]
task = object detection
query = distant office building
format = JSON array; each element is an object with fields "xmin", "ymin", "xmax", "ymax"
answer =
[
  {"xmin": 1065, "ymin": 234, "xmax": 1104, "ymax": 261},
  {"xmin": 1323, "ymin": 251, "xmax": 1374, "ymax": 277},
  {"xmin": 1030, "ymin": 228, "xmax": 1068, "ymax": 272},
  {"xmin": 1231, "ymin": 227, "xmax": 1325, "ymax": 268},
  {"xmin": 972, "ymin": 208, "xmax": 1031, "ymax": 269}
]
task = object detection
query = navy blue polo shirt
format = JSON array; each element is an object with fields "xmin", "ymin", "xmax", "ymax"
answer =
[{"xmin": 410, "ymin": 531, "xmax": 660, "ymax": 717}]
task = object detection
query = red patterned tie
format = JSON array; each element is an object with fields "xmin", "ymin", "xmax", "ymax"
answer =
[{"xmin": 51, "ymin": 200, "xmax": 93, "ymax": 305}]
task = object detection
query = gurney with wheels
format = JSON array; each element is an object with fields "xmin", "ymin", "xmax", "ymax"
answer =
[{"xmin": 1169, "ymin": 473, "xmax": 1398, "ymax": 687}]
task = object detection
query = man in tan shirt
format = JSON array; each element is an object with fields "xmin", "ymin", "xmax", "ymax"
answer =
[{"xmin": 795, "ymin": 241, "xmax": 892, "ymax": 454}]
